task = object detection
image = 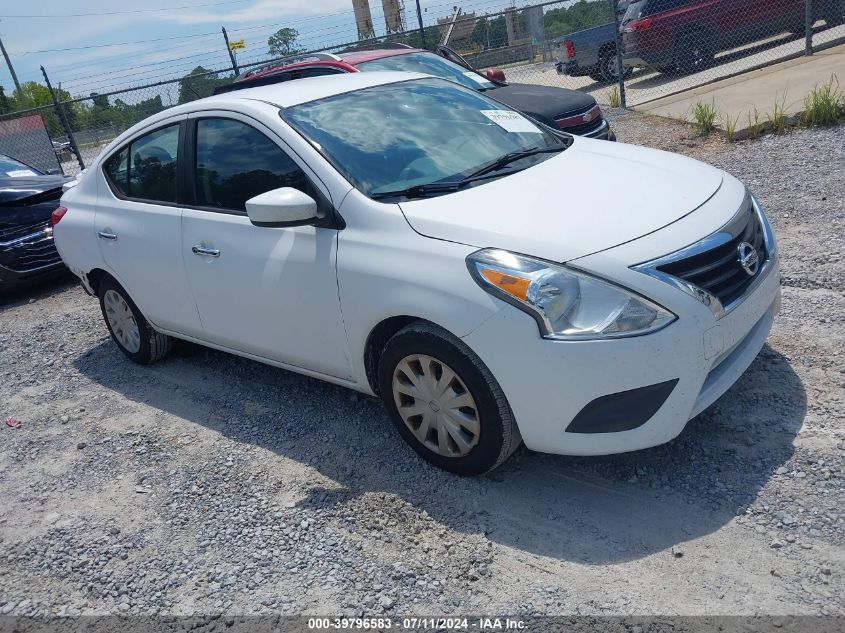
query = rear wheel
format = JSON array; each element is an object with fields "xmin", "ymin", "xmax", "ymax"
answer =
[
  {"xmin": 377, "ymin": 322, "xmax": 522, "ymax": 476},
  {"xmin": 98, "ymin": 277, "xmax": 172, "ymax": 364},
  {"xmin": 675, "ymin": 32, "xmax": 713, "ymax": 74}
]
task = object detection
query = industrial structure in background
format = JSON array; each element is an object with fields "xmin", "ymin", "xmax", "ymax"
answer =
[
  {"xmin": 437, "ymin": 7, "xmax": 478, "ymax": 48},
  {"xmin": 352, "ymin": 0, "xmax": 376, "ymax": 39},
  {"xmin": 353, "ymin": 0, "xmax": 406, "ymax": 39}
]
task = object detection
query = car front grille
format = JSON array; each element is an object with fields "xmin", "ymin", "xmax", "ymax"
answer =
[
  {"xmin": 561, "ymin": 116, "xmax": 605, "ymax": 136},
  {"xmin": 0, "ymin": 220, "xmax": 62, "ymax": 273},
  {"xmin": 554, "ymin": 105, "xmax": 605, "ymax": 136},
  {"xmin": 655, "ymin": 199, "xmax": 767, "ymax": 308}
]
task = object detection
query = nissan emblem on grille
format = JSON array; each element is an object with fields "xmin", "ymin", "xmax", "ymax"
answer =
[{"xmin": 737, "ymin": 242, "xmax": 759, "ymax": 277}]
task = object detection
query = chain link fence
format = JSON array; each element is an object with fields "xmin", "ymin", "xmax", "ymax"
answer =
[{"xmin": 1, "ymin": 0, "xmax": 842, "ymax": 177}]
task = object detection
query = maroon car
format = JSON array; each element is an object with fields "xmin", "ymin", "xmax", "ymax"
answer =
[
  {"xmin": 622, "ymin": 0, "xmax": 844, "ymax": 74},
  {"xmin": 218, "ymin": 46, "xmax": 616, "ymax": 140}
]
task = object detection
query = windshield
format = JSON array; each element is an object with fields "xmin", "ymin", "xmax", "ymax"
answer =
[
  {"xmin": 0, "ymin": 154, "xmax": 41, "ymax": 177},
  {"xmin": 622, "ymin": 0, "xmax": 646, "ymax": 23},
  {"xmin": 283, "ymin": 78, "xmax": 567, "ymax": 198},
  {"xmin": 356, "ymin": 52, "xmax": 496, "ymax": 91}
]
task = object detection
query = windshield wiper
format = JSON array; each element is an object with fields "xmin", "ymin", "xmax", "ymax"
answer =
[
  {"xmin": 370, "ymin": 181, "xmax": 464, "ymax": 200},
  {"xmin": 370, "ymin": 145, "xmax": 568, "ymax": 201},
  {"xmin": 462, "ymin": 145, "xmax": 567, "ymax": 181}
]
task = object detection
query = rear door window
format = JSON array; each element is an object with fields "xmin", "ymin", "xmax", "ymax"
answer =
[{"xmin": 104, "ymin": 123, "xmax": 180, "ymax": 203}]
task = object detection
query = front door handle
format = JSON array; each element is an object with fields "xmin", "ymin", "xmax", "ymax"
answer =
[
  {"xmin": 192, "ymin": 245, "xmax": 220, "ymax": 257},
  {"xmin": 97, "ymin": 231, "xmax": 117, "ymax": 240}
]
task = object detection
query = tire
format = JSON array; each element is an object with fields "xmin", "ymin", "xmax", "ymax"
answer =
[
  {"xmin": 377, "ymin": 321, "xmax": 522, "ymax": 476},
  {"xmin": 675, "ymin": 32, "xmax": 713, "ymax": 75},
  {"xmin": 588, "ymin": 70, "xmax": 605, "ymax": 83},
  {"xmin": 598, "ymin": 48, "xmax": 631, "ymax": 83},
  {"xmin": 98, "ymin": 276, "xmax": 172, "ymax": 364}
]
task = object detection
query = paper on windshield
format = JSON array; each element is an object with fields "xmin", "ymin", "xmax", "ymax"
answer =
[
  {"xmin": 480, "ymin": 110, "xmax": 542, "ymax": 134},
  {"xmin": 463, "ymin": 71, "xmax": 490, "ymax": 85},
  {"xmin": 6, "ymin": 169, "xmax": 37, "ymax": 178}
]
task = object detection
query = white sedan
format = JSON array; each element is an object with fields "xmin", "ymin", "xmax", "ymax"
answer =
[{"xmin": 53, "ymin": 71, "xmax": 780, "ymax": 475}]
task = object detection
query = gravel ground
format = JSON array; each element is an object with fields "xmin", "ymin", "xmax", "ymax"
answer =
[{"xmin": 1, "ymin": 114, "xmax": 843, "ymax": 619}]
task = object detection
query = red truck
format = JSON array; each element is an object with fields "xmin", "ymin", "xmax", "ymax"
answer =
[{"xmin": 622, "ymin": 0, "xmax": 844, "ymax": 74}]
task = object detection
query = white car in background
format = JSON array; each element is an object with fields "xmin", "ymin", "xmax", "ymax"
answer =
[{"xmin": 53, "ymin": 71, "xmax": 780, "ymax": 475}]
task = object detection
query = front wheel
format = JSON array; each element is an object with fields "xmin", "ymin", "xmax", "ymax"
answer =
[
  {"xmin": 378, "ymin": 322, "xmax": 522, "ymax": 475},
  {"xmin": 98, "ymin": 277, "xmax": 172, "ymax": 364}
]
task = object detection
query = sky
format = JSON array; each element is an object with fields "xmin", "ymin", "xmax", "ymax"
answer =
[{"xmin": 0, "ymin": 0, "xmax": 544, "ymax": 100}]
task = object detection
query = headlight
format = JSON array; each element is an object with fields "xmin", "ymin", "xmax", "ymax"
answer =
[{"xmin": 467, "ymin": 249, "xmax": 675, "ymax": 340}]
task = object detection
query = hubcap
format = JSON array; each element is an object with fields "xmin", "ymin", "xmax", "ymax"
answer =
[
  {"xmin": 606, "ymin": 55, "xmax": 620, "ymax": 79},
  {"xmin": 103, "ymin": 289, "xmax": 141, "ymax": 353},
  {"xmin": 392, "ymin": 354, "xmax": 481, "ymax": 458}
]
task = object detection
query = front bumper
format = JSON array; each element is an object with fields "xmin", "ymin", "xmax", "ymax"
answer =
[
  {"xmin": 561, "ymin": 117, "xmax": 616, "ymax": 141},
  {"xmin": 0, "ymin": 223, "xmax": 65, "ymax": 282},
  {"xmin": 461, "ymin": 185, "xmax": 781, "ymax": 456}
]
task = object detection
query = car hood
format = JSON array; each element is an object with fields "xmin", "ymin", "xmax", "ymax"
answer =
[
  {"xmin": 398, "ymin": 138, "xmax": 724, "ymax": 263},
  {"xmin": 488, "ymin": 83, "xmax": 596, "ymax": 125},
  {"xmin": 0, "ymin": 175, "xmax": 68, "ymax": 206}
]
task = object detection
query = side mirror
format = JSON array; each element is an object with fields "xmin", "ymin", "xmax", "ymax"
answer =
[
  {"xmin": 486, "ymin": 68, "xmax": 506, "ymax": 82},
  {"xmin": 245, "ymin": 187, "xmax": 320, "ymax": 228}
]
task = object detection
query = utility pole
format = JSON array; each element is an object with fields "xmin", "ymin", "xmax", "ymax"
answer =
[
  {"xmin": 222, "ymin": 27, "xmax": 240, "ymax": 75},
  {"xmin": 41, "ymin": 66, "xmax": 84, "ymax": 171},
  {"xmin": 415, "ymin": 0, "xmax": 426, "ymax": 49},
  {"xmin": 0, "ymin": 32, "xmax": 22, "ymax": 94}
]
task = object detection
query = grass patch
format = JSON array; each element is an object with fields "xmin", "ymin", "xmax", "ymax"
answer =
[
  {"xmin": 767, "ymin": 94, "xmax": 788, "ymax": 135},
  {"xmin": 747, "ymin": 107, "xmax": 763, "ymax": 140},
  {"xmin": 608, "ymin": 86, "xmax": 620, "ymax": 109},
  {"xmin": 802, "ymin": 75, "xmax": 844, "ymax": 127},
  {"xmin": 723, "ymin": 113, "xmax": 740, "ymax": 142},
  {"xmin": 692, "ymin": 99, "xmax": 717, "ymax": 136}
]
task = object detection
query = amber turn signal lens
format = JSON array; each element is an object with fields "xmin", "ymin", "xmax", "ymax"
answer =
[{"xmin": 480, "ymin": 268, "xmax": 531, "ymax": 301}]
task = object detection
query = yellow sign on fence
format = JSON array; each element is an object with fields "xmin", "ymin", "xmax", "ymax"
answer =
[{"xmin": 228, "ymin": 39, "xmax": 246, "ymax": 51}]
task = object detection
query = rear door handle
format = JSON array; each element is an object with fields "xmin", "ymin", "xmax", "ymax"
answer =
[
  {"xmin": 97, "ymin": 231, "xmax": 117, "ymax": 240},
  {"xmin": 192, "ymin": 245, "xmax": 220, "ymax": 257}
]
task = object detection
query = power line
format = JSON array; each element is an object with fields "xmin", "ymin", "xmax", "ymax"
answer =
[
  {"xmin": 16, "ymin": 30, "xmax": 223, "ymax": 55},
  {"xmin": 0, "ymin": 1, "xmax": 252, "ymax": 19}
]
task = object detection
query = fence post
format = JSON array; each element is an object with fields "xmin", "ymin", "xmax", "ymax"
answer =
[
  {"xmin": 805, "ymin": 0, "xmax": 813, "ymax": 55},
  {"xmin": 222, "ymin": 27, "xmax": 240, "ymax": 75},
  {"xmin": 415, "ymin": 0, "xmax": 426, "ymax": 49},
  {"xmin": 610, "ymin": 0, "xmax": 627, "ymax": 109},
  {"xmin": 40, "ymin": 66, "xmax": 84, "ymax": 172}
]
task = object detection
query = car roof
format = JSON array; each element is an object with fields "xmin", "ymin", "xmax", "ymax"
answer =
[
  {"xmin": 114, "ymin": 71, "xmax": 430, "ymax": 138},
  {"xmin": 339, "ymin": 48, "xmax": 424, "ymax": 65},
  {"xmin": 241, "ymin": 48, "xmax": 423, "ymax": 81},
  {"xmin": 96, "ymin": 71, "xmax": 433, "ymax": 167},
  {"xmin": 221, "ymin": 70, "xmax": 429, "ymax": 107}
]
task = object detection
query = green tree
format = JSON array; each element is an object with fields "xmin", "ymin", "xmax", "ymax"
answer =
[
  {"xmin": 405, "ymin": 26, "xmax": 441, "ymax": 51},
  {"xmin": 470, "ymin": 16, "xmax": 508, "ymax": 49},
  {"xmin": 544, "ymin": 0, "xmax": 613, "ymax": 39},
  {"xmin": 267, "ymin": 28, "xmax": 303, "ymax": 57},
  {"xmin": 177, "ymin": 66, "xmax": 232, "ymax": 104},
  {"xmin": 11, "ymin": 81, "xmax": 77, "ymax": 136},
  {"xmin": 0, "ymin": 86, "xmax": 10, "ymax": 115}
]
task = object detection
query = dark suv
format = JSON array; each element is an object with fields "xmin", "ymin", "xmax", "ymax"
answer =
[{"xmin": 622, "ymin": 0, "xmax": 844, "ymax": 74}]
